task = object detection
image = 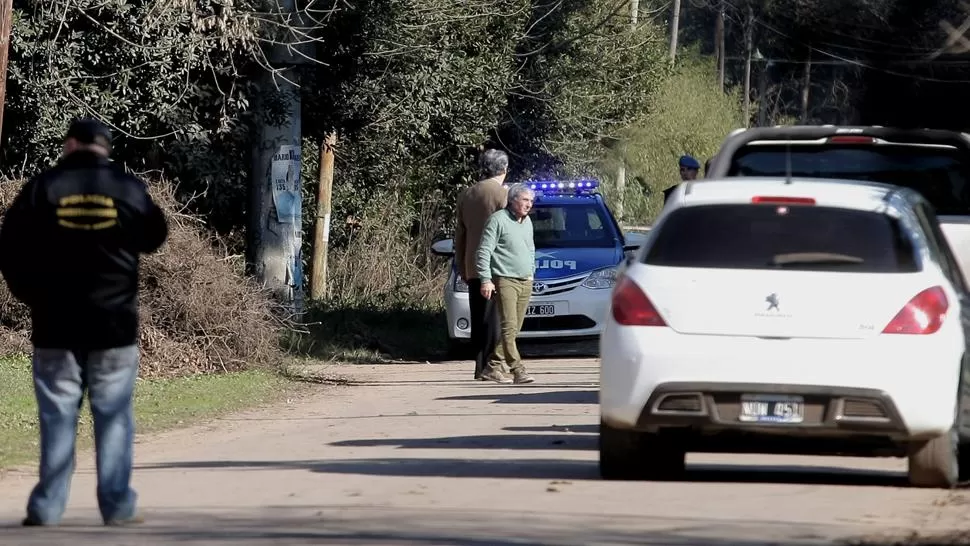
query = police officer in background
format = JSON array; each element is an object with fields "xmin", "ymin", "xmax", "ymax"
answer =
[
  {"xmin": 0, "ymin": 117, "xmax": 169, "ymax": 527},
  {"xmin": 662, "ymin": 154, "xmax": 702, "ymax": 205}
]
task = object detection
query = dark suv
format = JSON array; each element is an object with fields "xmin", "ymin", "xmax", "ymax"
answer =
[{"xmin": 704, "ymin": 126, "xmax": 970, "ymax": 282}]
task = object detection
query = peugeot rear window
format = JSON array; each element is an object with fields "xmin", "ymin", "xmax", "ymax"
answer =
[
  {"xmin": 530, "ymin": 204, "xmax": 616, "ymax": 248},
  {"xmin": 643, "ymin": 204, "xmax": 919, "ymax": 273},
  {"xmin": 728, "ymin": 145, "xmax": 970, "ymax": 215}
]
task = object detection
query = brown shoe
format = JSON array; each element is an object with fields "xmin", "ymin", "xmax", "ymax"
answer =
[
  {"xmin": 480, "ymin": 369, "xmax": 513, "ymax": 384},
  {"xmin": 513, "ymin": 371, "xmax": 535, "ymax": 384}
]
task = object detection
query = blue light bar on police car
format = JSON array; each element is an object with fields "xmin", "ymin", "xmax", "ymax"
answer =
[{"xmin": 512, "ymin": 179, "xmax": 600, "ymax": 194}]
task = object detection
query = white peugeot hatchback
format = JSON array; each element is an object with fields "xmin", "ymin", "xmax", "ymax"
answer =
[{"xmin": 599, "ymin": 177, "xmax": 970, "ymax": 488}]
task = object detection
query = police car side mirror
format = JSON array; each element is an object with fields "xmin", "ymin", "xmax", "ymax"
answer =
[
  {"xmin": 621, "ymin": 229, "xmax": 649, "ymax": 253},
  {"xmin": 431, "ymin": 239, "xmax": 455, "ymax": 257}
]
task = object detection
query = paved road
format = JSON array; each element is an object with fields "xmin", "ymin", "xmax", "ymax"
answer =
[{"xmin": 1, "ymin": 356, "xmax": 969, "ymax": 545}]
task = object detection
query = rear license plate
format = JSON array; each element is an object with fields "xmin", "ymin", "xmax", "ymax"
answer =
[
  {"xmin": 526, "ymin": 304, "xmax": 556, "ymax": 317},
  {"xmin": 738, "ymin": 394, "xmax": 805, "ymax": 424}
]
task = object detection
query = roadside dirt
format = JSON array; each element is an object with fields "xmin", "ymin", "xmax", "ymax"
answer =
[{"xmin": 2, "ymin": 355, "xmax": 970, "ymax": 545}]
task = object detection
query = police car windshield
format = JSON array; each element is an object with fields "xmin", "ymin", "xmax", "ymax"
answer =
[
  {"xmin": 727, "ymin": 145, "xmax": 970, "ymax": 216},
  {"xmin": 530, "ymin": 204, "xmax": 616, "ymax": 248}
]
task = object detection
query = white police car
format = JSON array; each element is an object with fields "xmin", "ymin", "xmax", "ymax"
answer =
[{"xmin": 431, "ymin": 180, "xmax": 647, "ymax": 356}]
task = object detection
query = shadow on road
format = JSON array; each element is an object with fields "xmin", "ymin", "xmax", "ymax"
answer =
[
  {"xmin": 0, "ymin": 507, "xmax": 835, "ymax": 545},
  {"xmin": 503, "ymin": 424, "xmax": 598, "ymax": 434},
  {"xmin": 329, "ymin": 433, "xmax": 596, "ymax": 451},
  {"xmin": 518, "ymin": 339, "xmax": 600, "ymax": 359},
  {"xmin": 436, "ymin": 389, "xmax": 597, "ymax": 405},
  {"xmin": 136, "ymin": 457, "xmax": 907, "ymax": 487}
]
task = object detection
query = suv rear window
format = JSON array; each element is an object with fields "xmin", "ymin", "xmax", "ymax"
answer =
[
  {"xmin": 643, "ymin": 204, "xmax": 919, "ymax": 273},
  {"xmin": 728, "ymin": 145, "xmax": 970, "ymax": 216}
]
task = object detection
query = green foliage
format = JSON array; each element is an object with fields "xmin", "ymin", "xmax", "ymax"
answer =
[
  {"xmin": 498, "ymin": 0, "xmax": 670, "ymax": 177},
  {"xmin": 295, "ymin": 0, "xmax": 533, "ymax": 259},
  {"xmin": 6, "ymin": 0, "xmax": 263, "ymax": 232},
  {"xmin": 607, "ymin": 52, "xmax": 744, "ymax": 223}
]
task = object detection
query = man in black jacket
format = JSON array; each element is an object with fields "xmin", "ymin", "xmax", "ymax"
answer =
[{"xmin": 0, "ymin": 118, "xmax": 168, "ymax": 527}]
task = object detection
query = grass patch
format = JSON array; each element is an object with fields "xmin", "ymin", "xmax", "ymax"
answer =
[{"xmin": 0, "ymin": 356, "xmax": 302, "ymax": 471}]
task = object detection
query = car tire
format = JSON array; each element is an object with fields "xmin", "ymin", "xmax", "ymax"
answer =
[
  {"xmin": 599, "ymin": 421, "xmax": 686, "ymax": 481},
  {"xmin": 908, "ymin": 428, "xmax": 960, "ymax": 488}
]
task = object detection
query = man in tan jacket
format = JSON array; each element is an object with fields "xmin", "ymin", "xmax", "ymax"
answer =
[{"xmin": 455, "ymin": 149, "xmax": 510, "ymax": 379}]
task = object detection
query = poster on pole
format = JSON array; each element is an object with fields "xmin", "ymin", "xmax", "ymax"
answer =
[
  {"xmin": 289, "ymin": 228, "xmax": 303, "ymax": 291},
  {"xmin": 271, "ymin": 145, "xmax": 301, "ymax": 224}
]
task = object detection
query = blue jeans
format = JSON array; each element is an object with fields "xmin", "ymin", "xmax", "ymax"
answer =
[{"xmin": 26, "ymin": 345, "xmax": 139, "ymax": 525}]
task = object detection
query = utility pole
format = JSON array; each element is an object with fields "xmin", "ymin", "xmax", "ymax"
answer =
[
  {"xmin": 758, "ymin": 60, "xmax": 770, "ymax": 127},
  {"xmin": 0, "ymin": 0, "xmax": 14, "ymax": 146},
  {"xmin": 743, "ymin": 4, "xmax": 754, "ymax": 125},
  {"xmin": 248, "ymin": 0, "xmax": 313, "ymax": 314},
  {"xmin": 310, "ymin": 132, "xmax": 336, "ymax": 301},
  {"xmin": 800, "ymin": 48, "xmax": 812, "ymax": 123},
  {"xmin": 669, "ymin": 0, "xmax": 682, "ymax": 63},
  {"xmin": 614, "ymin": 0, "xmax": 638, "ymax": 220},
  {"xmin": 716, "ymin": 0, "xmax": 726, "ymax": 92}
]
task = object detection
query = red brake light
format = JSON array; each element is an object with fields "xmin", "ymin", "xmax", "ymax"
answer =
[
  {"xmin": 751, "ymin": 196, "xmax": 816, "ymax": 205},
  {"xmin": 611, "ymin": 277, "xmax": 667, "ymax": 327},
  {"xmin": 882, "ymin": 286, "xmax": 949, "ymax": 335},
  {"xmin": 827, "ymin": 136, "xmax": 875, "ymax": 144}
]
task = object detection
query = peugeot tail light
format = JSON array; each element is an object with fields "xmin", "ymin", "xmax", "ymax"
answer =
[
  {"xmin": 611, "ymin": 277, "xmax": 667, "ymax": 327},
  {"xmin": 882, "ymin": 286, "xmax": 949, "ymax": 335}
]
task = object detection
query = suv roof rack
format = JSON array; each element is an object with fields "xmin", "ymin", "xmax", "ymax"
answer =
[{"xmin": 706, "ymin": 126, "xmax": 970, "ymax": 179}]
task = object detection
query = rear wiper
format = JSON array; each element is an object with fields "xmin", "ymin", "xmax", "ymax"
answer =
[{"xmin": 769, "ymin": 252, "xmax": 865, "ymax": 267}]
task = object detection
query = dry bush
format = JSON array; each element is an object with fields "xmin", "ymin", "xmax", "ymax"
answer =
[
  {"xmin": 326, "ymin": 189, "xmax": 450, "ymax": 310},
  {"xmin": 0, "ymin": 178, "xmax": 283, "ymax": 378}
]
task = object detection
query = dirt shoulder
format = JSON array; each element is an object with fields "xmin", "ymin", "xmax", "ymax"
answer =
[{"xmin": 1, "ymin": 358, "xmax": 969, "ymax": 545}]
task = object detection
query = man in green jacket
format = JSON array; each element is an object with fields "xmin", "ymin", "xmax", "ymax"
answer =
[{"xmin": 475, "ymin": 183, "xmax": 537, "ymax": 385}]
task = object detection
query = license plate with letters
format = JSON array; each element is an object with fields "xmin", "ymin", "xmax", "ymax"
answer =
[
  {"xmin": 526, "ymin": 304, "xmax": 556, "ymax": 316},
  {"xmin": 738, "ymin": 394, "xmax": 805, "ymax": 424}
]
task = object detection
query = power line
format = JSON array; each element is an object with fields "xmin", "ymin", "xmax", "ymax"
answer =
[
  {"xmin": 723, "ymin": 56, "xmax": 970, "ymax": 66},
  {"xmin": 756, "ymin": 19, "xmax": 970, "ymax": 84}
]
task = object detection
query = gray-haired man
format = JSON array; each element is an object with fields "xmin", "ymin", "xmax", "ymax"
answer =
[
  {"xmin": 475, "ymin": 183, "xmax": 537, "ymax": 385},
  {"xmin": 455, "ymin": 149, "xmax": 510, "ymax": 379}
]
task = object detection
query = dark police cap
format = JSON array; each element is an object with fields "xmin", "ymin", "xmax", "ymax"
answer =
[{"xmin": 65, "ymin": 117, "xmax": 113, "ymax": 150}]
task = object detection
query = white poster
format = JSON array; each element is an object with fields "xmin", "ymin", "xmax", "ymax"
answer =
[{"xmin": 271, "ymin": 144, "xmax": 301, "ymax": 224}]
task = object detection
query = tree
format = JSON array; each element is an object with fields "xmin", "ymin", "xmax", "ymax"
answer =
[
  {"xmin": 6, "ymin": 0, "xmax": 266, "ymax": 232},
  {"xmin": 495, "ymin": 0, "xmax": 670, "ymax": 178}
]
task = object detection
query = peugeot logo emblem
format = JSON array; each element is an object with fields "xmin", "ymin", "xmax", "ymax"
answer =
[
  {"xmin": 766, "ymin": 293, "xmax": 780, "ymax": 311},
  {"xmin": 532, "ymin": 282, "xmax": 547, "ymax": 295}
]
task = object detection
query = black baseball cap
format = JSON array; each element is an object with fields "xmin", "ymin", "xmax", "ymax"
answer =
[{"xmin": 65, "ymin": 117, "xmax": 113, "ymax": 152}]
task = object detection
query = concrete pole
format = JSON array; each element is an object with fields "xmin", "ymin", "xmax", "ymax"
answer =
[
  {"xmin": 716, "ymin": 0, "xmax": 725, "ymax": 93},
  {"xmin": 248, "ymin": 0, "xmax": 308, "ymax": 314},
  {"xmin": 250, "ymin": 67, "xmax": 304, "ymax": 313},
  {"xmin": 615, "ymin": 0, "xmax": 638, "ymax": 219},
  {"xmin": 669, "ymin": 0, "xmax": 681, "ymax": 63}
]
